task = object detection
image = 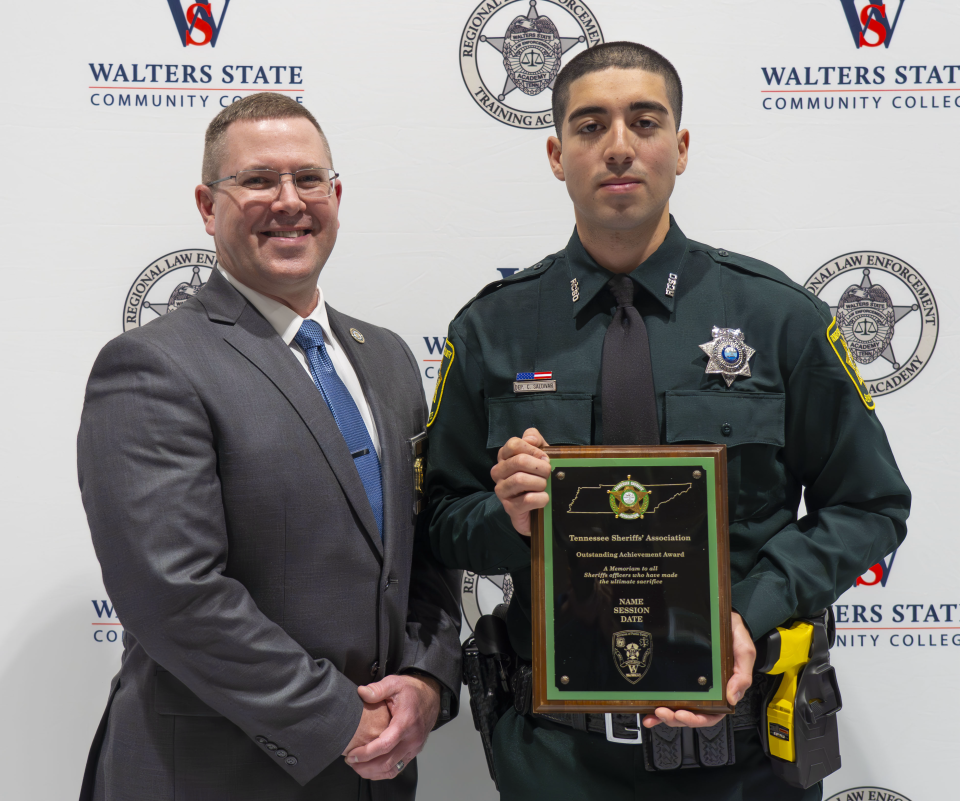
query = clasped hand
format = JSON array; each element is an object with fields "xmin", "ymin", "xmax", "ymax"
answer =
[
  {"xmin": 342, "ymin": 674, "xmax": 441, "ymax": 780},
  {"xmin": 491, "ymin": 427, "xmax": 757, "ymax": 728}
]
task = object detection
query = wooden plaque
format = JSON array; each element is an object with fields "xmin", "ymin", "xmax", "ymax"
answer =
[{"xmin": 531, "ymin": 445, "xmax": 733, "ymax": 715}]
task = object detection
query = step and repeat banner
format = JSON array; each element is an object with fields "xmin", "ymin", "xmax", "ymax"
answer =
[{"xmin": 0, "ymin": 2, "xmax": 956, "ymax": 799}]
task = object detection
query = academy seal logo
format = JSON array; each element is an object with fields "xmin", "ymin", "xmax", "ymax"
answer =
[
  {"xmin": 805, "ymin": 251, "xmax": 937, "ymax": 398},
  {"xmin": 460, "ymin": 571, "xmax": 515, "ymax": 633},
  {"xmin": 459, "ymin": 0, "xmax": 603, "ymax": 130},
  {"xmin": 123, "ymin": 249, "xmax": 217, "ymax": 331},
  {"xmin": 613, "ymin": 630, "xmax": 652, "ymax": 684},
  {"xmin": 825, "ymin": 788, "xmax": 912, "ymax": 801}
]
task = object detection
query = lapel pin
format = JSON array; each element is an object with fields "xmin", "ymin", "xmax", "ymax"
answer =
[
  {"xmin": 665, "ymin": 272, "xmax": 678, "ymax": 297},
  {"xmin": 350, "ymin": 328, "xmax": 365, "ymax": 343},
  {"xmin": 571, "ymin": 279, "xmax": 580, "ymax": 302},
  {"xmin": 699, "ymin": 327, "xmax": 756, "ymax": 387}
]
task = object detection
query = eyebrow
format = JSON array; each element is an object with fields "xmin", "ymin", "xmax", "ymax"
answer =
[
  {"xmin": 567, "ymin": 99, "xmax": 670, "ymax": 123},
  {"xmin": 238, "ymin": 164, "xmax": 329, "ymax": 172}
]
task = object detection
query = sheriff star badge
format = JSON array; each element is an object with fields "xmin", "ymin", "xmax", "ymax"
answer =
[{"xmin": 699, "ymin": 327, "xmax": 756, "ymax": 387}]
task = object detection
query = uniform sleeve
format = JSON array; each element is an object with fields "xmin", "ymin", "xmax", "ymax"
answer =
[
  {"xmin": 78, "ymin": 334, "xmax": 362, "ymax": 786},
  {"xmin": 388, "ymin": 332, "xmax": 463, "ymax": 726},
  {"xmin": 730, "ymin": 312, "xmax": 911, "ymax": 638},
  {"xmin": 424, "ymin": 320, "xmax": 532, "ymax": 576}
]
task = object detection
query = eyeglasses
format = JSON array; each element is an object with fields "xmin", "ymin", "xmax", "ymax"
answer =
[{"xmin": 206, "ymin": 168, "xmax": 339, "ymax": 198}]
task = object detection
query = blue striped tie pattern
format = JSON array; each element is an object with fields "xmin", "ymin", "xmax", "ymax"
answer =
[{"xmin": 294, "ymin": 320, "xmax": 383, "ymax": 538}]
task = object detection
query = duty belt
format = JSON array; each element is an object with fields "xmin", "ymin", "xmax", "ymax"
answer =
[{"xmin": 520, "ymin": 665, "xmax": 764, "ymax": 771}]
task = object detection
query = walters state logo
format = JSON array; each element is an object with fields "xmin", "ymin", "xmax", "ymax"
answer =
[
  {"xmin": 460, "ymin": 571, "xmax": 515, "ymax": 634},
  {"xmin": 838, "ymin": 1, "xmax": 905, "ymax": 49},
  {"xmin": 758, "ymin": 4, "xmax": 960, "ymax": 112},
  {"xmin": 460, "ymin": 0, "xmax": 603, "ymax": 130},
  {"xmin": 167, "ymin": 0, "xmax": 231, "ymax": 47},
  {"xmin": 91, "ymin": 599, "xmax": 123, "ymax": 644},
  {"xmin": 124, "ymin": 249, "xmax": 217, "ymax": 331},
  {"xmin": 87, "ymin": 2, "xmax": 304, "ymax": 111},
  {"xmin": 825, "ymin": 787, "xmax": 912, "ymax": 801},
  {"xmin": 805, "ymin": 252, "xmax": 937, "ymax": 397}
]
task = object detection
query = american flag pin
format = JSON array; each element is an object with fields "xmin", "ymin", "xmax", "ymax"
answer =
[
  {"xmin": 516, "ymin": 372, "xmax": 553, "ymax": 380},
  {"xmin": 513, "ymin": 372, "xmax": 557, "ymax": 393}
]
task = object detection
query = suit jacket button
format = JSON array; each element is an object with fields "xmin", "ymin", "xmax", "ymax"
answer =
[
  {"xmin": 370, "ymin": 661, "xmax": 379, "ymax": 676},
  {"xmin": 285, "ymin": 756, "xmax": 298, "ymax": 766},
  {"xmin": 265, "ymin": 743, "xmax": 278, "ymax": 751},
  {"xmin": 255, "ymin": 736, "xmax": 267, "ymax": 744},
  {"xmin": 276, "ymin": 749, "xmax": 288, "ymax": 758}
]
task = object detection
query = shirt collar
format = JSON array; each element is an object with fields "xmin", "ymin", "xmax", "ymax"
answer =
[
  {"xmin": 217, "ymin": 266, "xmax": 330, "ymax": 344},
  {"xmin": 566, "ymin": 215, "xmax": 688, "ymax": 317}
]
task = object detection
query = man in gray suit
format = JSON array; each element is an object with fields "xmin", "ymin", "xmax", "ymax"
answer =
[{"xmin": 77, "ymin": 93, "xmax": 461, "ymax": 801}]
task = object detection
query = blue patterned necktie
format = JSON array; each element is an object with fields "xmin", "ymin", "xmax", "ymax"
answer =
[{"xmin": 294, "ymin": 319, "xmax": 383, "ymax": 538}]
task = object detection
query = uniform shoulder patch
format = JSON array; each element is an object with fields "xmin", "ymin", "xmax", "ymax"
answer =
[
  {"xmin": 426, "ymin": 338, "xmax": 455, "ymax": 427},
  {"xmin": 826, "ymin": 318, "xmax": 875, "ymax": 410}
]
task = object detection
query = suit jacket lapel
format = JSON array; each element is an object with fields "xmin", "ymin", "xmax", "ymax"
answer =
[
  {"xmin": 198, "ymin": 271, "xmax": 384, "ymax": 558},
  {"xmin": 327, "ymin": 307, "xmax": 401, "ymax": 569}
]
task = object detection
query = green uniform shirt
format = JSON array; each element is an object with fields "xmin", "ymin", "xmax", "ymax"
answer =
[{"xmin": 425, "ymin": 218, "xmax": 910, "ymax": 659}]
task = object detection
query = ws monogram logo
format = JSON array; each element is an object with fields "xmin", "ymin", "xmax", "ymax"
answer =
[
  {"xmin": 838, "ymin": 1, "xmax": 905, "ymax": 48},
  {"xmin": 166, "ymin": 0, "xmax": 231, "ymax": 47},
  {"xmin": 856, "ymin": 550, "xmax": 896, "ymax": 587}
]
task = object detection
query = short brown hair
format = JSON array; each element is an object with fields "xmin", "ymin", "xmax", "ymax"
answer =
[
  {"xmin": 552, "ymin": 42, "xmax": 683, "ymax": 137},
  {"xmin": 201, "ymin": 93, "xmax": 331, "ymax": 184}
]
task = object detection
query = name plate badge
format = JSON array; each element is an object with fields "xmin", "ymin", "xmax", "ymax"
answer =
[{"xmin": 514, "ymin": 380, "xmax": 558, "ymax": 393}]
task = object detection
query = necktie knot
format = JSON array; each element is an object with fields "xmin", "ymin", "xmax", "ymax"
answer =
[
  {"xmin": 294, "ymin": 319, "xmax": 326, "ymax": 351},
  {"xmin": 608, "ymin": 275, "xmax": 635, "ymax": 309}
]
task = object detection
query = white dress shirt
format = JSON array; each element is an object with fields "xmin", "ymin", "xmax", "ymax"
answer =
[{"xmin": 219, "ymin": 267, "xmax": 381, "ymax": 458}]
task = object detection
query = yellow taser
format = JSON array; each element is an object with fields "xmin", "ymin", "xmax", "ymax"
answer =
[{"xmin": 754, "ymin": 609, "xmax": 843, "ymax": 789}]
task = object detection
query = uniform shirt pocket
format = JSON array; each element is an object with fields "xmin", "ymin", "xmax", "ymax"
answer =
[
  {"xmin": 486, "ymin": 394, "xmax": 593, "ymax": 449},
  {"xmin": 665, "ymin": 390, "xmax": 786, "ymax": 523},
  {"xmin": 665, "ymin": 391, "xmax": 785, "ymax": 448}
]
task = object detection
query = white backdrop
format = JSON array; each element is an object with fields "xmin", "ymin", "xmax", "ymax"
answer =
[{"xmin": 0, "ymin": 2, "xmax": 955, "ymax": 800}]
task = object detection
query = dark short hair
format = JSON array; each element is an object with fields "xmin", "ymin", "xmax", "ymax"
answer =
[
  {"xmin": 202, "ymin": 93, "xmax": 331, "ymax": 184},
  {"xmin": 552, "ymin": 42, "xmax": 683, "ymax": 137}
]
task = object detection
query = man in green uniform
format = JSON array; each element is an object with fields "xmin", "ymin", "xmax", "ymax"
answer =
[{"xmin": 425, "ymin": 42, "xmax": 909, "ymax": 800}]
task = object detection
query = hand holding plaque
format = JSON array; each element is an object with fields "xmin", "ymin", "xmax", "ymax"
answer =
[{"xmin": 531, "ymin": 446, "xmax": 734, "ymax": 715}]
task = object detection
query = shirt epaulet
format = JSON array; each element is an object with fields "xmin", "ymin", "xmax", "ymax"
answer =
[
  {"xmin": 688, "ymin": 241, "xmax": 830, "ymax": 323},
  {"xmin": 452, "ymin": 254, "xmax": 560, "ymax": 321}
]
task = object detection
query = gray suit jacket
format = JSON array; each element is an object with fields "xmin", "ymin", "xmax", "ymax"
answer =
[{"xmin": 77, "ymin": 269, "xmax": 461, "ymax": 801}]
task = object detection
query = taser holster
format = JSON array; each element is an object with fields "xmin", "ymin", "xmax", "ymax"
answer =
[{"xmin": 755, "ymin": 608, "xmax": 843, "ymax": 789}]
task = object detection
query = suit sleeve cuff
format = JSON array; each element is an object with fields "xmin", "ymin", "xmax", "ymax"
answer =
[{"xmin": 254, "ymin": 671, "xmax": 363, "ymax": 787}]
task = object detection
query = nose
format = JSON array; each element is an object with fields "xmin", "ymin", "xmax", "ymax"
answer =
[
  {"xmin": 604, "ymin": 119, "xmax": 636, "ymax": 166},
  {"xmin": 271, "ymin": 174, "xmax": 306, "ymax": 215}
]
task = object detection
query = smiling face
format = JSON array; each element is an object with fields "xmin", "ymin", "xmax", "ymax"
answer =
[
  {"xmin": 547, "ymin": 67, "xmax": 688, "ymax": 239},
  {"xmin": 195, "ymin": 117, "xmax": 340, "ymax": 309}
]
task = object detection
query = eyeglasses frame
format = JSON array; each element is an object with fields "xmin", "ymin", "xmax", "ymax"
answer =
[{"xmin": 205, "ymin": 167, "xmax": 340, "ymax": 198}]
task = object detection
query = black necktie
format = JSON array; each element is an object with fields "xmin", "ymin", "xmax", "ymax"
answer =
[{"xmin": 601, "ymin": 275, "xmax": 659, "ymax": 446}]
